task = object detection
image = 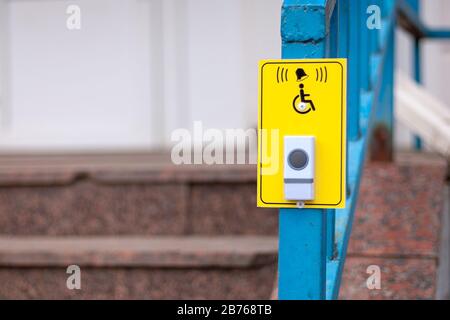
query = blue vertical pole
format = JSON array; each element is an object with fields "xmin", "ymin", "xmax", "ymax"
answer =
[
  {"xmin": 414, "ymin": 39, "xmax": 422, "ymax": 85},
  {"xmin": 348, "ymin": 0, "xmax": 360, "ymax": 141},
  {"xmin": 337, "ymin": 0, "xmax": 349, "ymax": 59},
  {"xmin": 339, "ymin": 0, "xmax": 352, "ymax": 225},
  {"xmin": 323, "ymin": 0, "xmax": 344, "ymax": 262},
  {"xmin": 370, "ymin": 0, "xmax": 395, "ymax": 161},
  {"xmin": 384, "ymin": 12, "xmax": 396, "ymax": 155},
  {"xmin": 369, "ymin": 0, "xmax": 380, "ymax": 54},
  {"xmin": 278, "ymin": 0, "xmax": 333, "ymax": 300},
  {"xmin": 359, "ymin": 0, "xmax": 371, "ymax": 92},
  {"xmin": 279, "ymin": 210, "xmax": 328, "ymax": 299},
  {"xmin": 326, "ymin": 209, "xmax": 335, "ymax": 260},
  {"xmin": 406, "ymin": 0, "xmax": 419, "ymax": 12},
  {"xmin": 410, "ymin": 0, "xmax": 422, "ymax": 150},
  {"xmin": 413, "ymin": 37, "xmax": 423, "ymax": 150}
]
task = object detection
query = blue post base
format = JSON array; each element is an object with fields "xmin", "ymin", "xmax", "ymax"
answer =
[{"xmin": 278, "ymin": 209, "xmax": 328, "ymax": 300}]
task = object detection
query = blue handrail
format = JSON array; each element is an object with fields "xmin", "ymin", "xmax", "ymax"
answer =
[{"xmin": 278, "ymin": 0, "xmax": 450, "ymax": 300}]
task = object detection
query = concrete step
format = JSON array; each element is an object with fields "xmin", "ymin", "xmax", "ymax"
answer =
[{"xmin": 0, "ymin": 236, "xmax": 277, "ymax": 299}]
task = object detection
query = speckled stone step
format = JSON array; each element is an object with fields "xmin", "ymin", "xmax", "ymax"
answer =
[
  {"xmin": 339, "ymin": 153, "xmax": 448, "ymax": 300},
  {"xmin": 0, "ymin": 236, "xmax": 278, "ymax": 299},
  {"xmin": 0, "ymin": 153, "xmax": 277, "ymax": 236}
]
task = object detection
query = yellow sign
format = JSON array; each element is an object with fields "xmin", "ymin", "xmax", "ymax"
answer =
[{"xmin": 257, "ymin": 59, "xmax": 347, "ymax": 209}]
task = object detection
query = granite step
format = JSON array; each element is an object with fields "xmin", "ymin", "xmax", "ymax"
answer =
[
  {"xmin": 0, "ymin": 153, "xmax": 277, "ymax": 236},
  {"xmin": 0, "ymin": 236, "xmax": 278, "ymax": 299},
  {"xmin": 339, "ymin": 152, "xmax": 448, "ymax": 300}
]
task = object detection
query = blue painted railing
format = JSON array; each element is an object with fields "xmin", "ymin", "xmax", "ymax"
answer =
[{"xmin": 278, "ymin": 0, "xmax": 450, "ymax": 300}]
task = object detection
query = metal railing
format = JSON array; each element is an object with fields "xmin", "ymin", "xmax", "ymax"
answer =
[{"xmin": 278, "ymin": 0, "xmax": 450, "ymax": 300}]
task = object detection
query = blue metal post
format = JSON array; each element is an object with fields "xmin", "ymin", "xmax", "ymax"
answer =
[
  {"xmin": 406, "ymin": 0, "xmax": 419, "ymax": 12},
  {"xmin": 413, "ymin": 37, "xmax": 423, "ymax": 150},
  {"xmin": 348, "ymin": 0, "xmax": 360, "ymax": 141},
  {"xmin": 369, "ymin": 0, "xmax": 381, "ymax": 54},
  {"xmin": 410, "ymin": 0, "xmax": 423, "ymax": 150},
  {"xmin": 278, "ymin": 0, "xmax": 334, "ymax": 300},
  {"xmin": 383, "ymin": 13, "xmax": 396, "ymax": 155},
  {"xmin": 337, "ymin": 0, "xmax": 349, "ymax": 59},
  {"xmin": 359, "ymin": 0, "xmax": 371, "ymax": 91},
  {"xmin": 279, "ymin": 209, "xmax": 328, "ymax": 299},
  {"xmin": 335, "ymin": 1, "xmax": 349, "ymax": 265},
  {"xmin": 326, "ymin": 209, "xmax": 336, "ymax": 260}
]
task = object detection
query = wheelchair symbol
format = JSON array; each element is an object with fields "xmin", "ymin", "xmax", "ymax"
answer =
[{"xmin": 293, "ymin": 84, "xmax": 316, "ymax": 114}]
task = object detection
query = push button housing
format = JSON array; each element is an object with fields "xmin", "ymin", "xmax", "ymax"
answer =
[{"xmin": 284, "ymin": 136, "xmax": 315, "ymax": 201}]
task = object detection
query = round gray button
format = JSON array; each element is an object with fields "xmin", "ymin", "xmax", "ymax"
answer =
[{"xmin": 288, "ymin": 149, "xmax": 309, "ymax": 170}]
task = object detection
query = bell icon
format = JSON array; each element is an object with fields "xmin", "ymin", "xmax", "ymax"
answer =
[{"xmin": 296, "ymin": 68, "xmax": 309, "ymax": 82}]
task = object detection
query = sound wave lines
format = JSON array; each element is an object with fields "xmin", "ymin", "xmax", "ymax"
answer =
[
  {"xmin": 277, "ymin": 67, "xmax": 289, "ymax": 83},
  {"xmin": 315, "ymin": 66, "xmax": 328, "ymax": 83},
  {"xmin": 275, "ymin": 66, "xmax": 327, "ymax": 84}
]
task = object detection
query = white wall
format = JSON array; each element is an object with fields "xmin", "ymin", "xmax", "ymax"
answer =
[
  {"xmin": 395, "ymin": 0, "xmax": 450, "ymax": 150},
  {"xmin": 0, "ymin": 0, "xmax": 156, "ymax": 151},
  {"xmin": 422, "ymin": 0, "xmax": 450, "ymax": 104},
  {"xmin": 0, "ymin": 0, "xmax": 282, "ymax": 152}
]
